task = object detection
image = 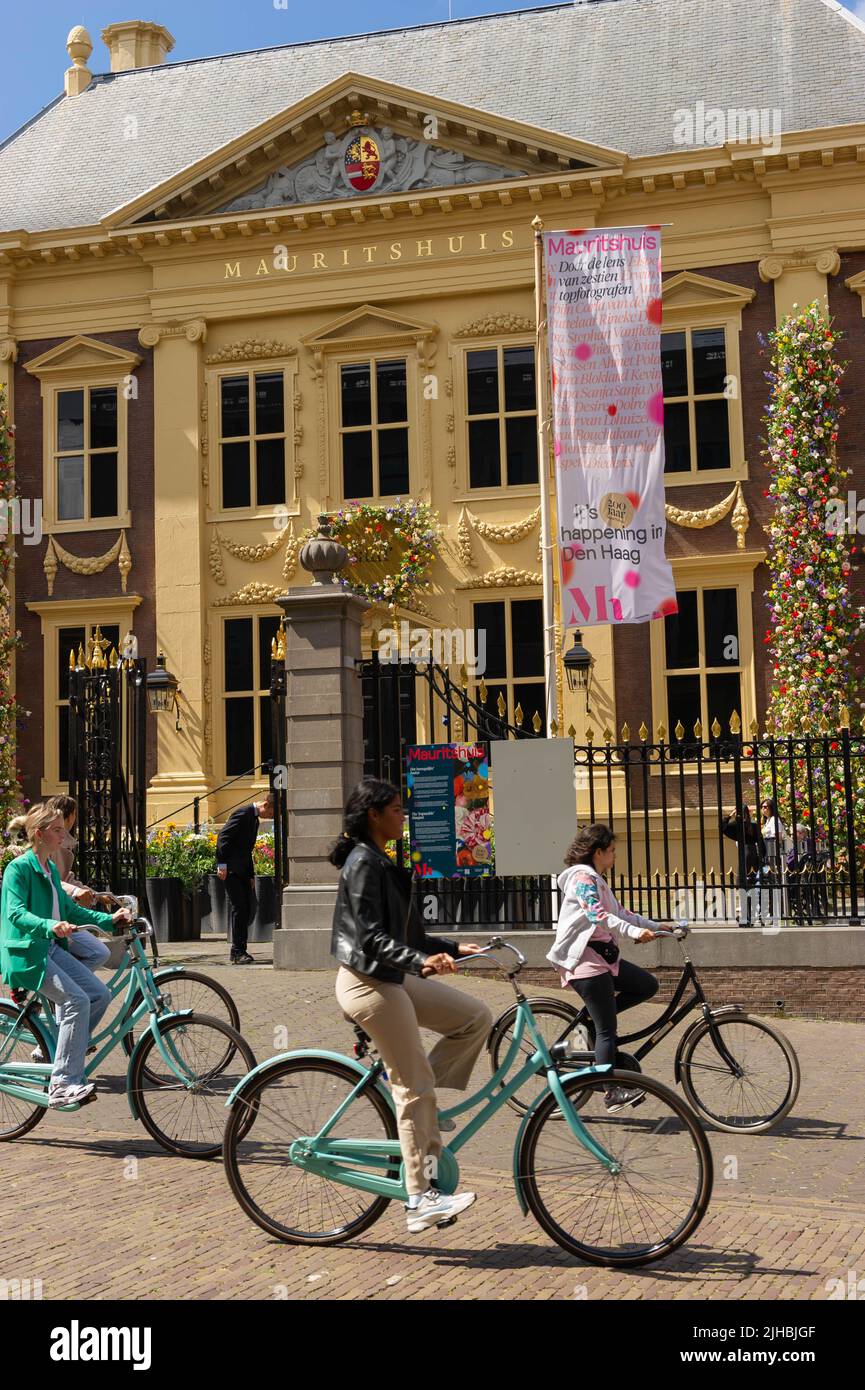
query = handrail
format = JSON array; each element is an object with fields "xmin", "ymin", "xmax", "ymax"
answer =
[{"xmin": 145, "ymin": 760, "xmax": 272, "ymax": 831}]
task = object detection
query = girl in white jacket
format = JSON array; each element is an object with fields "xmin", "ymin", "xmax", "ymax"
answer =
[{"xmin": 547, "ymin": 823, "xmax": 662, "ymax": 1112}]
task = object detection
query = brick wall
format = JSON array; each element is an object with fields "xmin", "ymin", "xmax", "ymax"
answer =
[
  {"xmin": 510, "ymin": 966, "xmax": 865, "ymax": 1020},
  {"xmin": 13, "ymin": 332, "xmax": 155, "ymax": 800}
]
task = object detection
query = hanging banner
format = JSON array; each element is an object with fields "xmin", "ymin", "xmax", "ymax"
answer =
[
  {"xmin": 405, "ymin": 743, "xmax": 493, "ymax": 878},
  {"xmin": 543, "ymin": 226, "xmax": 677, "ymax": 627}
]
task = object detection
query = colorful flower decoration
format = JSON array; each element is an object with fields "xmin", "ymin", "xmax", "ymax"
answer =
[
  {"xmin": 760, "ymin": 303, "xmax": 865, "ymax": 860},
  {"xmin": 308, "ymin": 499, "xmax": 441, "ymax": 610}
]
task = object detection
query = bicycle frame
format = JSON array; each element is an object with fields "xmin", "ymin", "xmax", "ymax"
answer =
[
  {"xmin": 271, "ymin": 997, "xmax": 617, "ymax": 1205},
  {"xmin": 0, "ymin": 924, "xmax": 202, "ymax": 1111}
]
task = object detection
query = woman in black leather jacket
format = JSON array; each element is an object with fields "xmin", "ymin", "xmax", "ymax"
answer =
[{"xmin": 331, "ymin": 778, "xmax": 491, "ymax": 1236}]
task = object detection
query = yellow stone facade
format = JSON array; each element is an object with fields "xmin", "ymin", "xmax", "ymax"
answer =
[{"xmin": 4, "ymin": 22, "xmax": 865, "ymax": 828}]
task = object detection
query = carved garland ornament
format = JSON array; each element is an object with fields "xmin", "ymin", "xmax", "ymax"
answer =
[
  {"xmin": 454, "ymin": 314, "xmax": 535, "ymax": 338},
  {"xmin": 205, "ymin": 339, "xmax": 296, "ymax": 365},
  {"xmin": 43, "ymin": 531, "xmax": 131, "ymax": 596},
  {"xmin": 456, "ymin": 565, "xmax": 542, "ymax": 590},
  {"xmin": 209, "ymin": 523, "xmax": 299, "ymax": 585},
  {"xmin": 664, "ymin": 482, "xmax": 750, "ymax": 550},
  {"xmin": 213, "ymin": 581, "xmax": 285, "ymax": 607},
  {"xmin": 456, "ymin": 505, "xmax": 541, "ymax": 570}
]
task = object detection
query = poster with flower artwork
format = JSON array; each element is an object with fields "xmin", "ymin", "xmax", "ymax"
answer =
[
  {"xmin": 406, "ymin": 743, "xmax": 493, "ymax": 878},
  {"xmin": 543, "ymin": 226, "xmax": 677, "ymax": 627}
]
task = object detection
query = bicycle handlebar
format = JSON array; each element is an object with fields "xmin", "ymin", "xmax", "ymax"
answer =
[{"xmin": 453, "ymin": 936, "xmax": 528, "ymax": 973}]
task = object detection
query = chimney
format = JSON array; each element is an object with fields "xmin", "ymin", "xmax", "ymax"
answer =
[
  {"xmin": 101, "ymin": 20, "xmax": 175, "ymax": 72},
  {"xmin": 65, "ymin": 26, "xmax": 93, "ymax": 96}
]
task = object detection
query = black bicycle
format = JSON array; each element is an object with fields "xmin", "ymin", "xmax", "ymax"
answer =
[{"xmin": 487, "ymin": 926, "xmax": 800, "ymax": 1133}]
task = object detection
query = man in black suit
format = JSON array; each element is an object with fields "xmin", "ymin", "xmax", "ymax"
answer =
[{"xmin": 216, "ymin": 793, "xmax": 273, "ymax": 963}]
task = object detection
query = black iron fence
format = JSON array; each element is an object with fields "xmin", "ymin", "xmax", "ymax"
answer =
[{"xmin": 361, "ymin": 653, "xmax": 864, "ymax": 928}]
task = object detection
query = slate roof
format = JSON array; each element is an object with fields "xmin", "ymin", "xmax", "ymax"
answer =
[{"xmin": 2, "ymin": 0, "xmax": 864, "ymax": 233}]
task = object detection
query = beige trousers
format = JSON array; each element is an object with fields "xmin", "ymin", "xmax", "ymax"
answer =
[{"xmin": 335, "ymin": 965, "xmax": 492, "ymax": 1196}]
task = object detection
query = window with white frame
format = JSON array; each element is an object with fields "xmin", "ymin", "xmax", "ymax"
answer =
[
  {"xmin": 54, "ymin": 386, "xmax": 120, "ymax": 522},
  {"xmin": 222, "ymin": 613, "xmax": 282, "ymax": 777}
]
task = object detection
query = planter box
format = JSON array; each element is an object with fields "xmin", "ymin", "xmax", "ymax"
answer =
[
  {"xmin": 200, "ymin": 874, "xmax": 228, "ymax": 936},
  {"xmin": 250, "ymin": 875, "xmax": 276, "ymax": 942},
  {"xmin": 184, "ymin": 888, "xmax": 204, "ymax": 941},
  {"xmin": 146, "ymin": 877, "xmax": 187, "ymax": 942}
]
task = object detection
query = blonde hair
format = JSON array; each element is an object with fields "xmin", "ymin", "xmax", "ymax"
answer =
[{"xmin": 6, "ymin": 803, "xmax": 65, "ymax": 846}]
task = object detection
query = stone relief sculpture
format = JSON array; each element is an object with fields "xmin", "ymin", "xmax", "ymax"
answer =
[{"xmin": 221, "ymin": 126, "xmax": 523, "ymax": 211}]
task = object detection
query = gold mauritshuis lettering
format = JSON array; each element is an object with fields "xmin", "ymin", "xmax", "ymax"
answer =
[{"xmin": 222, "ymin": 228, "xmax": 516, "ymax": 281}]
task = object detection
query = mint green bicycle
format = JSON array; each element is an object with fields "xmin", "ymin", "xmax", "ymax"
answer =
[
  {"xmin": 0, "ymin": 919, "xmax": 255, "ymax": 1158},
  {"xmin": 223, "ymin": 939, "xmax": 713, "ymax": 1266}
]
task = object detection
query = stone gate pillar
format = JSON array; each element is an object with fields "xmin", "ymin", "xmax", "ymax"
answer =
[{"xmin": 274, "ymin": 520, "xmax": 367, "ymax": 969}]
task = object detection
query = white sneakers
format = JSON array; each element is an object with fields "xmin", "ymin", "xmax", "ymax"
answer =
[
  {"xmin": 604, "ymin": 1085, "xmax": 645, "ymax": 1114},
  {"xmin": 405, "ymin": 1189, "xmax": 477, "ymax": 1233},
  {"xmin": 47, "ymin": 1082, "xmax": 96, "ymax": 1109}
]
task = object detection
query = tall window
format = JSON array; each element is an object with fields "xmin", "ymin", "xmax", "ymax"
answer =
[
  {"xmin": 57, "ymin": 623, "xmax": 120, "ymax": 781},
  {"xmin": 223, "ymin": 614, "xmax": 281, "ymax": 776},
  {"xmin": 220, "ymin": 371, "xmax": 288, "ymax": 510},
  {"xmin": 339, "ymin": 358, "xmax": 409, "ymax": 499},
  {"xmin": 466, "ymin": 346, "xmax": 537, "ymax": 489},
  {"xmin": 472, "ymin": 597, "xmax": 545, "ymax": 735},
  {"xmin": 663, "ymin": 587, "xmax": 742, "ymax": 740},
  {"xmin": 55, "ymin": 387, "xmax": 119, "ymax": 522},
  {"xmin": 661, "ymin": 327, "xmax": 730, "ymax": 475}
]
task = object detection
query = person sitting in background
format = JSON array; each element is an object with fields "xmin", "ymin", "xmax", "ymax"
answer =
[{"xmin": 216, "ymin": 793, "xmax": 273, "ymax": 964}]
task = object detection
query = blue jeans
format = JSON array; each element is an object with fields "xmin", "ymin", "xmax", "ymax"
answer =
[
  {"xmin": 40, "ymin": 943, "xmax": 111, "ymax": 1088},
  {"xmin": 68, "ymin": 930, "xmax": 111, "ymax": 971}
]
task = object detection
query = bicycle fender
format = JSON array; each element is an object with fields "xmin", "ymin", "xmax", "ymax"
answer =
[
  {"xmin": 224, "ymin": 1048, "xmax": 396, "ymax": 1112},
  {"xmin": 673, "ymin": 1006, "xmax": 747, "ymax": 1085},
  {"xmin": 125, "ymin": 1009, "xmax": 195, "ymax": 1120},
  {"xmin": 511, "ymin": 1064, "xmax": 611, "ymax": 1215}
]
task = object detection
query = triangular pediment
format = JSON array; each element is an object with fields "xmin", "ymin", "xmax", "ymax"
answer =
[
  {"xmin": 302, "ymin": 304, "xmax": 437, "ymax": 355},
  {"xmin": 661, "ymin": 271, "xmax": 756, "ymax": 315},
  {"xmin": 101, "ymin": 73, "xmax": 626, "ymax": 229},
  {"xmin": 23, "ymin": 335, "xmax": 142, "ymax": 380}
]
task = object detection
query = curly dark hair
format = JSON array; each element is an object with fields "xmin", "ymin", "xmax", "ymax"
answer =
[
  {"xmin": 329, "ymin": 778, "xmax": 401, "ymax": 868},
  {"xmin": 563, "ymin": 822, "xmax": 615, "ymax": 867}
]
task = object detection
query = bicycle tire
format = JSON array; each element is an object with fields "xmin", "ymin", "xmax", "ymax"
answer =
[
  {"xmin": 0, "ymin": 1001, "xmax": 51, "ymax": 1141},
  {"xmin": 223, "ymin": 1056, "xmax": 398, "ymax": 1245},
  {"xmin": 121, "ymin": 969, "xmax": 241, "ymax": 1083},
  {"xmin": 488, "ymin": 998, "xmax": 581, "ymax": 1115},
  {"xmin": 678, "ymin": 1011, "xmax": 800, "ymax": 1133},
  {"xmin": 129, "ymin": 1013, "xmax": 256, "ymax": 1159},
  {"xmin": 519, "ymin": 1069, "xmax": 713, "ymax": 1267}
]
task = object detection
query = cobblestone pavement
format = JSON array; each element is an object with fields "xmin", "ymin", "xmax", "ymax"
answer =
[{"xmin": 2, "ymin": 946, "xmax": 863, "ymax": 1301}]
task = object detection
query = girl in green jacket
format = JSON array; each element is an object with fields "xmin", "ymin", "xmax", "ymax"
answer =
[{"xmin": 0, "ymin": 804, "xmax": 131, "ymax": 1108}]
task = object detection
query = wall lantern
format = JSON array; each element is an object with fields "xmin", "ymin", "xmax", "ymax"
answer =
[
  {"xmin": 563, "ymin": 630, "xmax": 594, "ymax": 710},
  {"xmin": 146, "ymin": 652, "xmax": 182, "ymax": 730}
]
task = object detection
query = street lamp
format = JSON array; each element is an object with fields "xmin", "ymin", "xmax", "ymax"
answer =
[
  {"xmin": 146, "ymin": 652, "xmax": 182, "ymax": 730},
  {"xmin": 563, "ymin": 630, "xmax": 594, "ymax": 710}
]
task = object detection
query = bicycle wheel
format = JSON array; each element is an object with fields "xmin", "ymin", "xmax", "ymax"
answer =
[
  {"xmin": 224, "ymin": 1056, "xmax": 398, "ymax": 1244},
  {"xmin": 129, "ymin": 1014, "xmax": 256, "ymax": 1159},
  {"xmin": 0, "ymin": 1002, "xmax": 51, "ymax": 1141},
  {"xmin": 121, "ymin": 970, "xmax": 241, "ymax": 1084},
  {"xmin": 519, "ymin": 1069, "xmax": 713, "ymax": 1267},
  {"xmin": 488, "ymin": 999, "xmax": 581, "ymax": 1115},
  {"xmin": 678, "ymin": 1011, "xmax": 800, "ymax": 1133}
]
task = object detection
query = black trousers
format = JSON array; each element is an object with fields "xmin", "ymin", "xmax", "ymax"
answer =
[
  {"xmin": 224, "ymin": 873, "xmax": 254, "ymax": 954},
  {"xmin": 569, "ymin": 959, "xmax": 659, "ymax": 1070}
]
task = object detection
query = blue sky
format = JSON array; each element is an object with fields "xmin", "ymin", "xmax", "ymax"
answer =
[{"xmin": 2, "ymin": 0, "xmax": 864, "ymax": 144}]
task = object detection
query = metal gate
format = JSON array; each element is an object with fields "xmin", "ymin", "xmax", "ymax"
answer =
[{"xmin": 67, "ymin": 629, "xmax": 149, "ymax": 906}]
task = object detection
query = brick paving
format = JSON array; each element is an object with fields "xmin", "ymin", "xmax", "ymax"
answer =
[{"xmin": 1, "ymin": 946, "xmax": 863, "ymax": 1301}]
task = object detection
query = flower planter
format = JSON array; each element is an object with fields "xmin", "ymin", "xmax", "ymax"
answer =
[
  {"xmin": 250, "ymin": 874, "xmax": 277, "ymax": 942},
  {"xmin": 146, "ymin": 876, "xmax": 187, "ymax": 942},
  {"xmin": 184, "ymin": 888, "xmax": 204, "ymax": 941},
  {"xmin": 200, "ymin": 874, "xmax": 228, "ymax": 936}
]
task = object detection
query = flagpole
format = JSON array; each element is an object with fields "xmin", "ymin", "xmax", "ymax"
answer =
[{"xmin": 532, "ymin": 214, "xmax": 557, "ymax": 736}]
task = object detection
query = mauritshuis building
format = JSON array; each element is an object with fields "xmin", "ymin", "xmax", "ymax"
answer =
[{"xmin": 1, "ymin": 0, "xmax": 865, "ymax": 825}]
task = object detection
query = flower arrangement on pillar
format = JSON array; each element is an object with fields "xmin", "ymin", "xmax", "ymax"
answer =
[
  {"xmin": 304, "ymin": 499, "xmax": 440, "ymax": 610},
  {"xmin": 761, "ymin": 302, "xmax": 865, "ymax": 859},
  {"xmin": 0, "ymin": 386, "xmax": 25, "ymax": 824}
]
